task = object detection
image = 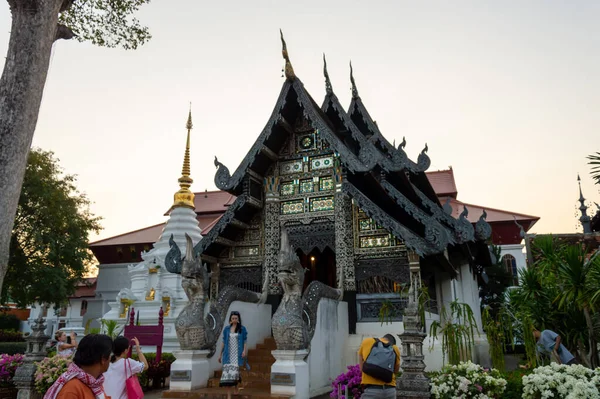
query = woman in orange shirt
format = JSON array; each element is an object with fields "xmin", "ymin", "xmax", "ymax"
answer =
[{"xmin": 44, "ymin": 334, "xmax": 113, "ymax": 399}]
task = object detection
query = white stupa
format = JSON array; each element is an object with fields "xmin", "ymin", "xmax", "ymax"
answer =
[{"xmin": 102, "ymin": 109, "xmax": 202, "ymax": 351}]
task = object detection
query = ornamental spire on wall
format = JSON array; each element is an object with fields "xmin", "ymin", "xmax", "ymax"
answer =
[
  {"xmin": 578, "ymin": 174, "xmax": 591, "ymax": 234},
  {"xmin": 280, "ymin": 30, "xmax": 295, "ymax": 80},
  {"xmin": 173, "ymin": 106, "xmax": 195, "ymax": 209},
  {"xmin": 323, "ymin": 53, "xmax": 333, "ymax": 95}
]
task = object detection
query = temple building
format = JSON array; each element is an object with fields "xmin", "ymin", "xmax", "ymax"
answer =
[{"xmin": 52, "ymin": 38, "xmax": 539, "ymax": 366}]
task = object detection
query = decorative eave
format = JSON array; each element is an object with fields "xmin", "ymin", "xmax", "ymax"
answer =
[
  {"xmin": 192, "ymin": 195, "xmax": 249, "ymax": 258},
  {"xmin": 342, "ymin": 181, "xmax": 445, "ymax": 257},
  {"xmin": 321, "ymin": 55, "xmax": 382, "ymax": 171},
  {"xmin": 411, "ymin": 183, "xmax": 475, "ymax": 244},
  {"xmin": 378, "ymin": 179, "xmax": 455, "ymax": 246},
  {"xmin": 214, "ymin": 77, "xmax": 372, "ymax": 194},
  {"xmin": 347, "ymin": 66, "xmax": 431, "ymax": 174}
]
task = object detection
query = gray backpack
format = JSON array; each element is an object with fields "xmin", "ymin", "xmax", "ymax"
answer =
[{"xmin": 362, "ymin": 338, "xmax": 396, "ymax": 383}]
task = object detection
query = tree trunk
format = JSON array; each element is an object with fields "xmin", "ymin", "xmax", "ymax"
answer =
[
  {"xmin": 0, "ymin": 0, "xmax": 66, "ymax": 298},
  {"xmin": 583, "ymin": 306, "xmax": 598, "ymax": 368}
]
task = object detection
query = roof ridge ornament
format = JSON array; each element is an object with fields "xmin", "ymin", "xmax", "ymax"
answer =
[
  {"xmin": 173, "ymin": 105, "xmax": 195, "ymax": 209},
  {"xmin": 323, "ymin": 53, "xmax": 333, "ymax": 95},
  {"xmin": 349, "ymin": 61, "xmax": 359, "ymax": 99},
  {"xmin": 280, "ymin": 29, "xmax": 296, "ymax": 80},
  {"xmin": 513, "ymin": 216, "xmax": 526, "ymax": 239},
  {"xmin": 475, "ymin": 209, "xmax": 492, "ymax": 241}
]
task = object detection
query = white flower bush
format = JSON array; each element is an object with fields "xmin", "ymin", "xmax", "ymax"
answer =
[
  {"xmin": 522, "ymin": 363, "xmax": 600, "ymax": 399},
  {"xmin": 430, "ymin": 361, "xmax": 507, "ymax": 399}
]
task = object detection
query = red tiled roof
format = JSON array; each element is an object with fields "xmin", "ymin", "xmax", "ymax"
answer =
[
  {"xmin": 443, "ymin": 197, "xmax": 539, "ymax": 229},
  {"xmin": 91, "ymin": 171, "xmax": 539, "ymax": 248},
  {"xmin": 164, "ymin": 190, "xmax": 235, "ymax": 216},
  {"xmin": 91, "ymin": 191, "xmax": 234, "ymax": 247},
  {"xmin": 201, "ymin": 215, "xmax": 222, "ymax": 235},
  {"xmin": 90, "ymin": 223, "xmax": 166, "ymax": 246},
  {"xmin": 69, "ymin": 278, "xmax": 97, "ymax": 299},
  {"xmin": 426, "ymin": 169, "xmax": 458, "ymax": 198}
]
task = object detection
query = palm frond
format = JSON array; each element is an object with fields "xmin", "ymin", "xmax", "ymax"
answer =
[{"xmin": 587, "ymin": 152, "xmax": 600, "ymax": 185}]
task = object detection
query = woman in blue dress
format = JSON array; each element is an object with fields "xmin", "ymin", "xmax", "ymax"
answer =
[{"xmin": 218, "ymin": 311, "xmax": 247, "ymax": 398}]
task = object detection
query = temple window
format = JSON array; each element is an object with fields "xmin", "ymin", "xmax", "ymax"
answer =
[
  {"xmin": 129, "ymin": 245, "xmax": 137, "ymax": 260},
  {"xmin": 116, "ymin": 247, "xmax": 123, "ymax": 261},
  {"xmin": 502, "ymin": 254, "xmax": 519, "ymax": 286},
  {"xmin": 80, "ymin": 300, "xmax": 88, "ymax": 316}
]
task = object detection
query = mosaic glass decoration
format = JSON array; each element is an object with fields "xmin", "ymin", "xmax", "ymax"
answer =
[
  {"xmin": 309, "ymin": 196, "xmax": 335, "ymax": 212},
  {"xmin": 280, "ymin": 159, "xmax": 303, "ymax": 175},
  {"xmin": 310, "ymin": 156, "xmax": 334, "ymax": 171},
  {"xmin": 298, "ymin": 133, "xmax": 316, "ymax": 151},
  {"xmin": 300, "ymin": 179, "xmax": 314, "ymax": 193},
  {"xmin": 319, "ymin": 176, "xmax": 334, "ymax": 191},
  {"xmin": 234, "ymin": 246, "xmax": 260, "ymax": 257},
  {"xmin": 360, "ymin": 235, "xmax": 391, "ymax": 248},
  {"xmin": 280, "ymin": 182, "xmax": 295, "ymax": 196},
  {"xmin": 281, "ymin": 200, "xmax": 304, "ymax": 214},
  {"xmin": 359, "ymin": 219, "xmax": 371, "ymax": 231}
]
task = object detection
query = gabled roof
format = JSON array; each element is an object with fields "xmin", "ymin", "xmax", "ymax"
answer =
[
  {"xmin": 206, "ymin": 48, "xmax": 491, "ymax": 265},
  {"xmin": 427, "ymin": 169, "xmax": 458, "ymax": 198}
]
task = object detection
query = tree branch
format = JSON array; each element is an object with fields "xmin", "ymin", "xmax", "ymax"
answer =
[
  {"xmin": 55, "ymin": 24, "xmax": 75, "ymax": 41},
  {"xmin": 59, "ymin": 0, "xmax": 74, "ymax": 13}
]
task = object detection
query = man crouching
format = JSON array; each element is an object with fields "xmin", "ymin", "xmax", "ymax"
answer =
[{"xmin": 358, "ymin": 334, "xmax": 401, "ymax": 398}]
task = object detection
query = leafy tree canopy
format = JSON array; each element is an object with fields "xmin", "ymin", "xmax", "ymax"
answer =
[
  {"xmin": 58, "ymin": 0, "xmax": 152, "ymax": 49},
  {"xmin": 3, "ymin": 149, "xmax": 102, "ymax": 308}
]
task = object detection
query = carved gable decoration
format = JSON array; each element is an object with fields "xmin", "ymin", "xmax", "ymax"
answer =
[{"xmin": 286, "ymin": 222, "xmax": 335, "ymax": 253}]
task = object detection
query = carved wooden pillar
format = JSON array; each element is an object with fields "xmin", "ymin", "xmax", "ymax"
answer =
[
  {"xmin": 397, "ymin": 250, "xmax": 430, "ymax": 398},
  {"xmin": 334, "ymin": 190, "xmax": 355, "ymax": 291},
  {"xmin": 264, "ymin": 176, "xmax": 281, "ymax": 294}
]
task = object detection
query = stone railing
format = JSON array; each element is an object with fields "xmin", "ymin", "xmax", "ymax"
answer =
[
  {"xmin": 356, "ymin": 294, "xmax": 439, "ymax": 322},
  {"xmin": 356, "ymin": 293, "xmax": 408, "ymax": 322}
]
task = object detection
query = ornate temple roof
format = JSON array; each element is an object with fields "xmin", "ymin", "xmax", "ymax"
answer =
[{"xmin": 90, "ymin": 35, "xmax": 539, "ymax": 270}]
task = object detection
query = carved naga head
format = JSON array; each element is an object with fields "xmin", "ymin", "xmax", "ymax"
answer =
[
  {"xmin": 277, "ymin": 228, "xmax": 304, "ymax": 289},
  {"xmin": 181, "ymin": 234, "xmax": 200, "ymax": 278}
]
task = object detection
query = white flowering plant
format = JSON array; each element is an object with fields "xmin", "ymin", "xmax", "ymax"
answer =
[
  {"xmin": 522, "ymin": 363, "xmax": 600, "ymax": 399},
  {"xmin": 430, "ymin": 361, "xmax": 507, "ymax": 399}
]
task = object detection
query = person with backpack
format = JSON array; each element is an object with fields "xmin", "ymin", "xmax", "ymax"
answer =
[{"xmin": 358, "ymin": 334, "xmax": 401, "ymax": 398}]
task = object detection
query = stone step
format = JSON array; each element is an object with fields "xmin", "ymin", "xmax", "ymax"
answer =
[
  {"xmin": 163, "ymin": 387, "xmax": 290, "ymax": 399},
  {"xmin": 207, "ymin": 377, "xmax": 271, "ymax": 390},
  {"xmin": 248, "ymin": 348, "xmax": 273, "ymax": 357},
  {"xmin": 213, "ymin": 370, "xmax": 272, "ymax": 381}
]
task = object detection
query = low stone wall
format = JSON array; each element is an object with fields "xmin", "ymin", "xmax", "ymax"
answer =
[{"xmin": 308, "ymin": 299, "xmax": 348, "ymax": 397}]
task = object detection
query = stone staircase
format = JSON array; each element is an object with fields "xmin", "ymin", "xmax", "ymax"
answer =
[{"xmin": 165, "ymin": 337, "xmax": 289, "ymax": 399}]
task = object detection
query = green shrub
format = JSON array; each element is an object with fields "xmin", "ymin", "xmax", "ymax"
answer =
[
  {"xmin": 130, "ymin": 352, "xmax": 175, "ymax": 391},
  {"xmin": 0, "ymin": 343, "xmax": 27, "ymax": 355},
  {"xmin": 0, "ymin": 314, "xmax": 20, "ymax": 331},
  {"xmin": 0, "ymin": 330, "xmax": 24, "ymax": 342},
  {"xmin": 501, "ymin": 369, "xmax": 530, "ymax": 399}
]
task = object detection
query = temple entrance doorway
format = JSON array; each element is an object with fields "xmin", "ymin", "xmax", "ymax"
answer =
[{"xmin": 296, "ymin": 246, "xmax": 337, "ymax": 291}]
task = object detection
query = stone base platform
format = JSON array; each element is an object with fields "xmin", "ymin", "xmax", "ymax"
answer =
[{"xmin": 162, "ymin": 387, "xmax": 290, "ymax": 399}]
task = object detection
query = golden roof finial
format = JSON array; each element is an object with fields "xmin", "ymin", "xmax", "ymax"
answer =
[
  {"xmin": 173, "ymin": 105, "xmax": 195, "ymax": 209},
  {"xmin": 280, "ymin": 29, "xmax": 295, "ymax": 80}
]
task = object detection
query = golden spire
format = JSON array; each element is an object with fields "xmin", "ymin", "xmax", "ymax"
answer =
[
  {"xmin": 280, "ymin": 29, "xmax": 295, "ymax": 80},
  {"xmin": 173, "ymin": 106, "xmax": 195, "ymax": 209}
]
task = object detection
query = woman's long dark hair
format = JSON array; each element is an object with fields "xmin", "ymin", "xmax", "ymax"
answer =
[
  {"xmin": 229, "ymin": 311, "xmax": 242, "ymax": 333},
  {"xmin": 111, "ymin": 336, "xmax": 130, "ymax": 363}
]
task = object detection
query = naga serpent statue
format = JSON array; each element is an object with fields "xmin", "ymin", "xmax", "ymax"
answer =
[
  {"xmin": 271, "ymin": 228, "xmax": 343, "ymax": 351},
  {"xmin": 165, "ymin": 234, "xmax": 268, "ymax": 355}
]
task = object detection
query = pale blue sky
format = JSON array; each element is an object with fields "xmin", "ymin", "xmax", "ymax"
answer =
[{"xmin": 1, "ymin": 0, "xmax": 599, "ymax": 241}]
